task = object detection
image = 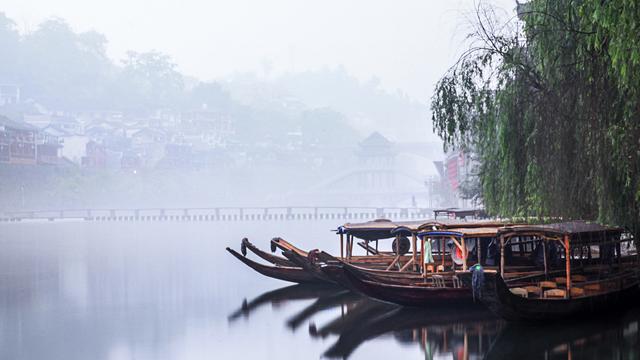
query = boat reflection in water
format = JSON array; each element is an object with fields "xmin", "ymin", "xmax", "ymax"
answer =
[
  {"xmin": 486, "ymin": 308, "xmax": 640, "ymax": 360},
  {"xmin": 230, "ymin": 284, "xmax": 503, "ymax": 359},
  {"xmin": 229, "ymin": 285, "xmax": 640, "ymax": 359}
]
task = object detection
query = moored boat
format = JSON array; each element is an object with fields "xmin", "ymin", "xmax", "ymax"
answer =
[
  {"xmin": 225, "ymin": 247, "xmax": 325, "ymax": 284},
  {"xmin": 241, "ymin": 237, "xmax": 297, "ymax": 267},
  {"xmin": 458, "ymin": 221, "xmax": 640, "ymax": 321},
  {"xmin": 315, "ymin": 227, "xmax": 504, "ymax": 307}
]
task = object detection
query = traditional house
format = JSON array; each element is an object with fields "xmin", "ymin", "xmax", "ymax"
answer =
[
  {"xmin": 0, "ymin": 116, "xmax": 37, "ymax": 165},
  {"xmin": 36, "ymin": 129, "xmax": 62, "ymax": 165}
]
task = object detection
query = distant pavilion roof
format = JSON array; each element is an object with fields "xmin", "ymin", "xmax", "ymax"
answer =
[{"xmin": 357, "ymin": 131, "xmax": 396, "ymax": 157}]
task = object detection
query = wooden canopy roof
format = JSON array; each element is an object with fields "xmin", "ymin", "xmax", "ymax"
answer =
[
  {"xmin": 418, "ymin": 227, "xmax": 501, "ymax": 238},
  {"xmin": 337, "ymin": 219, "xmax": 427, "ymax": 240},
  {"xmin": 499, "ymin": 221, "xmax": 623, "ymax": 242}
]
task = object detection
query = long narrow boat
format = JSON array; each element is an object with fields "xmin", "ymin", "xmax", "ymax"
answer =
[
  {"xmin": 332, "ymin": 225, "xmax": 498, "ymax": 277},
  {"xmin": 225, "ymin": 247, "xmax": 324, "ymax": 284},
  {"xmin": 458, "ymin": 221, "xmax": 640, "ymax": 321},
  {"xmin": 240, "ymin": 237, "xmax": 296, "ymax": 267},
  {"xmin": 337, "ymin": 262, "xmax": 474, "ymax": 307},
  {"xmin": 229, "ymin": 218, "xmax": 507, "ymax": 290}
]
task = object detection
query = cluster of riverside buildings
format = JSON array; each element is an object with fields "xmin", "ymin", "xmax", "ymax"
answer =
[
  {"xmin": 0, "ymin": 84, "xmax": 474, "ymax": 208},
  {"xmin": 0, "ymin": 106, "xmax": 234, "ymax": 170}
]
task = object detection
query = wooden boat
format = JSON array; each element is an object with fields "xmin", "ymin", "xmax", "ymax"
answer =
[
  {"xmin": 323, "ymin": 225, "xmax": 502, "ymax": 283},
  {"xmin": 336, "ymin": 262, "xmax": 474, "ymax": 307},
  {"xmin": 225, "ymin": 247, "xmax": 324, "ymax": 284},
  {"xmin": 271, "ymin": 233, "xmax": 408, "ymax": 269},
  {"xmin": 457, "ymin": 221, "xmax": 640, "ymax": 321},
  {"xmin": 270, "ymin": 237, "xmax": 311, "ymax": 257},
  {"xmin": 232, "ymin": 219, "xmax": 507, "ymax": 292},
  {"xmin": 336, "ymin": 218, "xmax": 511, "ymax": 272},
  {"xmin": 240, "ymin": 237, "xmax": 296, "ymax": 267}
]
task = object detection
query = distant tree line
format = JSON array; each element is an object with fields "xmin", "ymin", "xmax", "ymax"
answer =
[
  {"xmin": 431, "ymin": 1, "xmax": 640, "ymax": 236},
  {"xmin": 0, "ymin": 13, "xmax": 232, "ymax": 113},
  {"xmin": 0, "ymin": 13, "xmax": 362, "ymax": 147}
]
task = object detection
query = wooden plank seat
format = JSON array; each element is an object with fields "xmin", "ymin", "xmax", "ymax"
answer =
[
  {"xmin": 555, "ymin": 277, "xmax": 567, "ymax": 285},
  {"xmin": 539, "ymin": 281, "xmax": 557, "ymax": 290},
  {"xmin": 510, "ymin": 287, "xmax": 528, "ymax": 298},
  {"xmin": 543, "ymin": 289, "xmax": 566, "ymax": 298},
  {"xmin": 570, "ymin": 287, "xmax": 585, "ymax": 297},
  {"xmin": 584, "ymin": 283, "xmax": 602, "ymax": 292},
  {"xmin": 572, "ymin": 274, "xmax": 587, "ymax": 282},
  {"xmin": 524, "ymin": 286, "xmax": 542, "ymax": 297}
]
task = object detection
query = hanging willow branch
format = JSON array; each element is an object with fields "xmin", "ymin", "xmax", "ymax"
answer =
[{"xmin": 431, "ymin": 0, "xmax": 640, "ymax": 238}]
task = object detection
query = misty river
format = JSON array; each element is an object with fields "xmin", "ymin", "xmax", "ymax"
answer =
[{"xmin": 0, "ymin": 220, "xmax": 638, "ymax": 359}]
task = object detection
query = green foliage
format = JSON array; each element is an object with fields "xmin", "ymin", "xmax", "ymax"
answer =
[{"xmin": 431, "ymin": 0, "xmax": 640, "ymax": 236}]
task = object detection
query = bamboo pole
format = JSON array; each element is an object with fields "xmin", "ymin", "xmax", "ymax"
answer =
[
  {"xmin": 441, "ymin": 237, "xmax": 445, "ymax": 270},
  {"xmin": 477, "ymin": 238, "xmax": 482, "ymax": 265},
  {"xmin": 421, "ymin": 236, "xmax": 426, "ymax": 278},
  {"xmin": 500, "ymin": 235, "xmax": 505, "ymax": 278},
  {"xmin": 462, "ymin": 237, "xmax": 467, "ymax": 271},
  {"xmin": 565, "ymin": 235, "xmax": 571, "ymax": 298},
  {"xmin": 412, "ymin": 233, "xmax": 417, "ymax": 271},
  {"xmin": 349, "ymin": 234, "xmax": 354, "ymax": 259},
  {"xmin": 543, "ymin": 240, "xmax": 548, "ymax": 278}
]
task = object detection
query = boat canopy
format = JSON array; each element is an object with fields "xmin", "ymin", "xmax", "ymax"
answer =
[
  {"xmin": 337, "ymin": 219, "xmax": 426, "ymax": 241},
  {"xmin": 499, "ymin": 221, "xmax": 623, "ymax": 243},
  {"xmin": 416, "ymin": 219, "xmax": 510, "ymax": 231},
  {"xmin": 418, "ymin": 227, "xmax": 501, "ymax": 238}
]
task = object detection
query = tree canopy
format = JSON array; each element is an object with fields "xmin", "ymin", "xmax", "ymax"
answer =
[{"xmin": 431, "ymin": 0, "xmax": 640, "ymax": 236}]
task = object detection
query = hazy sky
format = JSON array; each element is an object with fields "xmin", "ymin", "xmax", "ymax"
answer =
[{"xmin": 2, "ymin": 0, "xmax": 516, "ymax": 102}]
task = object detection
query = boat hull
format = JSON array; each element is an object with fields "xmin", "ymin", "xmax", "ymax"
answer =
[
  {"xmin": 241, "ymin": 238, "xmax": 296, "ymax": 267},
  {"xmin": 458, "ymin": 270, "xmax": 640, "ymax": 322},
  {"xmin": 226, "ymin": 247, "xmax": 324, "ymax": 284},
  {"xmin": 338, "ymin": 264, "xmax": 475, "ymax": 307}
]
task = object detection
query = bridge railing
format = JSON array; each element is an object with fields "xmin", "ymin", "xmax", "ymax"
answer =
[{"xmin": 0, "ymin": 207, "xmax": 434, "ymax": 223}]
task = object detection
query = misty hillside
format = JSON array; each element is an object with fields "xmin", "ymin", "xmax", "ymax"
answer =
[{"xmin": 0, "ymin": 13, "xmax": 445, "ymax": 210}]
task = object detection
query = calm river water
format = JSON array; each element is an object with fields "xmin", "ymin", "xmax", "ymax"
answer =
[{"xmin": 0, "ymin": 220, "xmax": 638, "ymax": 359}]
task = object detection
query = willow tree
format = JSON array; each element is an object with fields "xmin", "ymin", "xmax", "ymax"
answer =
[{"xmin": 432, "ymin": 0, "xmax": 640, "ymax": 235}]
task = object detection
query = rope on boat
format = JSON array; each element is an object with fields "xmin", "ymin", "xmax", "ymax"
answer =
[{"xmin": 471, "ymin": 263, "xmax": 484, "ymax": 302}]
